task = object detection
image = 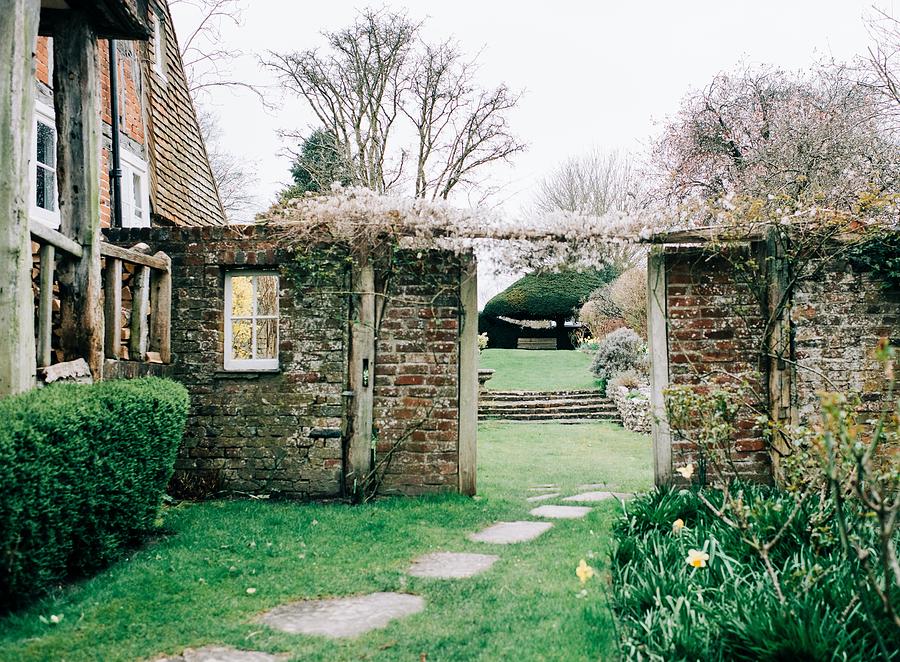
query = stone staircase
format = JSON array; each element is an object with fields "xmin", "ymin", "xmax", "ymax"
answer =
[{"xmin": 478, "ymin": 389, "xmax": 621, "ymax": 423}]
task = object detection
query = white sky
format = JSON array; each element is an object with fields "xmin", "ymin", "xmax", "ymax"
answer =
[{"xmin": 174, "ymin": 0, "xmax": 890, "ymax": 302}]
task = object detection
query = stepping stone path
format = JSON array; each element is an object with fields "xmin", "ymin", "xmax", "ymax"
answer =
[
  {"xmin": 527, "ymin": 484, "xmax": 558, "ymax": 491},
  {"xmin": 155, "ymin": 646, "xmax": 286, "ymax": 662},
  {"xmin": 468, "ymin": 520, "xmax": 553, "ymax": 544},
  {"xmin": 526, "ymin": 491, "xmax": 561, "ymax": 502},
  {"xmin": 529, "ymin": 505, "xmax": 592, "ymax": 519},
  {"xmin": 260, "ymin": 592, "xmax": 425, "ymax": 638},
  {"xmin": 408, "ymin": 552, "xmax": 499, "ymax": 579}
]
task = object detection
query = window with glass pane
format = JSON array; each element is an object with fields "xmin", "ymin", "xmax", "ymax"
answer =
[
  {"xmin": 225, "ymin": 273, "xmax": 279, "ymax": 370},
  {"xmin": 35, "ymin": 121, "xmax": 56, "ymax": 212}
]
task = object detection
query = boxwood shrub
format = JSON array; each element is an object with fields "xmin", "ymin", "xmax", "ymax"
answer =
[{"xmin": 0, "ymin": 377, "xmax": 189, "ymax": 609}]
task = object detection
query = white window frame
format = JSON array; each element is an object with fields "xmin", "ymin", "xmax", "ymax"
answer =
[
  {"xmin": 152, "ymin": 13, "xmax": 167, "ymax": 81},
  {"xmin": 223, "ymin": 272, "xmax": 280, "ymax": 371},
  {"xmin": 119, "ymin": 149, "xmax": 151, "ymax": 228},
  {"xmin": 31, "ymin": 101, "xmax": 60, "ymax": 229}
]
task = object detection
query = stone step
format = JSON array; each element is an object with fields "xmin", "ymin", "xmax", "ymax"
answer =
[
  {"xmin": 479, "ymin": 407, "xmax": 619, "ymax": 417},
  {"xmin": 484, "ymin": 389, "xmax": 602, "ymax": 398},
  {"xmin": 481, "ymin": 394, "xmax": 611, "ymax": 403},
  {"xmin": 479, "ymin": 400, "xmax": 617, "ymax": 410},
  {"xmin": 478, "ymin": 412, "xmax": 620, "ymax": 422}
]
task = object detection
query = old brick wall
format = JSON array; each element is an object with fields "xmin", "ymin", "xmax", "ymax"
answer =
[
  {"xmin": 107, "ymin": 226, "xmax": 348, "ymax": 499},
  {"xmin": 792, "ymin": 258, "xmax": 900, "ymax": 423},
  {"xmin": 664, "ymin": 247, "xmax": 772, "ymax": 482},
  {"xmin": 105, "ymin": 228, "xmax": 466, "ymax": 499},
  {"xmin": 374, "ymin": 254, "xmax": 462, "ymax": 495}
]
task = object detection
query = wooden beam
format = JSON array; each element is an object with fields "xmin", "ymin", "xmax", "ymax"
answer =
[
  {"xmin": 148, "ymin": 251, "xmax": 172, "ymax": 363},
  {"xmin": 347, "ymin": 260, "xmax": 375, "ymax": 498},
  {"xmin": 30, "ymin": 219, "xmax": 84, "ymax": 258},
  {"xmin": 103, "ymin": 257, "xmax": 122, "ymax": 359},
  {"xmin": 457, "ymin": 255, "xmax": 478, "ymax": 496},
  {"xmin": 0, "ymin": 0, "xmax": 40, "ymax": 395},
  {"xmin": 100, "ymin": 242, "xmax": 169, "ymax": 271},
  {"xmin": 129, "ymin": 265, "xmax": 150, "ymax": 362},
  {"xmin": 647, "ymin": 247, "xmax": 673, "ymax": 486},
  {"xmin": 53, "ymin": 14, "xmax": 104, "ymax": 381},
  {"xmin": 37, "ymin": 244, "xmax": 55, "ymax": 368}
]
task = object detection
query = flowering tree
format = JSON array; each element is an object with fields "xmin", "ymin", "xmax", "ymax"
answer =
[{"xmin": 653, "ymin": 63, "xmax": 899, "ymax": 211}]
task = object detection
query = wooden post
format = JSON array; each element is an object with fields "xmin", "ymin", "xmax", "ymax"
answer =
[
  {"xmin": 37, "ymin": 244, "xmax": 55, "ymax": 367},
  {"xmin": 103, "ymin": 258, "xmax": 122, "ymax": 359},
  {"xmin": 347, "ymin": 259, "xmax": 376, "ymax": 495},
  {"xmin": 765, "ymin": 230, "xmax": 794, "ymax": 484},
  {"xmin": 53, "ymin": 15, "xmax": 104, "ymax": 380},
  {"xmin": 149, "ymin": 252, "xmax": 172, "ymax": 363},
  {"xmin": 0, "ymin": 0, "xmax": 40, "ymax": 395},
  {"xmin": 458, "ymin": 256, "xmax": 478, "ymax": 496},
  {"xmin": 647, "ymin": 247, "xmax": 672, "ymax": 486},
  {"xmin": 129, "ymin": 265, "xmax": 150, "ymax": 361}
]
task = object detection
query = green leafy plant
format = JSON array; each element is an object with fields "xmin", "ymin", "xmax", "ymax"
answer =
[{"xmin": 0, "ymin": 378, "xmax": 189, "ymax": 609}]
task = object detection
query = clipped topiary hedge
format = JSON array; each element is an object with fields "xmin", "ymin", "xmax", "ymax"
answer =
[
  {"xmin": 0, "ymin": 377, "xmax": 189, "ymax": 609},
  {"xmin": 482, "ymin": 268, "xmax": 618, "ymax": 321}
]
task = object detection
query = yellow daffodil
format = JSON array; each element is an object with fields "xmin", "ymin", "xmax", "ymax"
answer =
[
  {"xmin": 676, "ymin": 464, "xmax": 694, "ymax": 480},
  {"xmin": 576, "ymin": 559, "xmax": 596, "ymax": 585},
  {"xmin": 672, "ymin": 518, "xmax": 685, "ymax": 534},
  {"xmin": 685, "ymin": 549, "xmax": 710, "ymax": 568}
]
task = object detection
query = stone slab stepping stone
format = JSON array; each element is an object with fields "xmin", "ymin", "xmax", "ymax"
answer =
[
  {"xmin": 155, "ymin": 646, "xmax": 286, "ymax": 662},
  {"xmin": 526, "ymin": 492, "xmax": 561, "ymax": 502},
  {"xmin": 408, "ymin": 552, "xmax": 499, "ymax": 579},
  {"xmin": 468, "ymin": 521, "xmax": 553, "ymax": 544},
  {"xmin": 529, "ymin": 505, "xmax": 592, "ymax": 519},
  {"xmin": 527, "ymin": 485, "xmax": 558, "ymax": 491},
  {"xmin": 564, "ymin": 491, "xmax": 633, "ymax": 502},
  {"xmin": 577, "ymin": 483, "xmax": 607, "ymax": 490},
  {"xmin": 259, "ymin": 592, "xmax": 424, "ymax": 638}
]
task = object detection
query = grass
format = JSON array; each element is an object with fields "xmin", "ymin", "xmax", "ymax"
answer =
[
  {"xmin": 479, "ymin": 349, "xmax": 600, "ymax": 391},
  {"xmin": 0, "ymin": 421, "xmax": 651, "ymax": 662}
]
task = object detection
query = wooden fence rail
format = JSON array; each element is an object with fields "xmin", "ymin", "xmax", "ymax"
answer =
[{"xmin": 30, "ymin": 220, "xmax": 171, "ymax": 373}]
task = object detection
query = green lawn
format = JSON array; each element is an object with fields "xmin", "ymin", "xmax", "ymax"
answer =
[
  {"xmin": 480, "ymin": 349, "xmax": 600, "ymax": 391},
  {"xmin": 0, "ymin": 422, "xmax": 651, "ymax": 662}
]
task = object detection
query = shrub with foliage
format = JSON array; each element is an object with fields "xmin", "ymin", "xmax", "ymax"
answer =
[
  {"xmin": 0, "ymin": 378, "xmax": 189, "ymax": 609},
  {"xmin": 590, "ymin": 327, "xmax": 648, "ymax": 382},
  {"xmin": 482, "ymin": 268, "xmax": 618, "ymax": 322},
  {"xmin": 601, "ymin": 486, "xmax": 900, "ymax": 661}
]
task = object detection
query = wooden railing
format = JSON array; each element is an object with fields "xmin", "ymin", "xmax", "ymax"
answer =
[{"xmin": 30, "ymin": 220, "xmax": 171, "ymax": 372}]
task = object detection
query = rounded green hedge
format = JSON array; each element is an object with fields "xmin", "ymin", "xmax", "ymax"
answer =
[
  {"xmin": 482, "ymin": 268, "xmax": 617, "ymax": 321},
  {"xmin": 0, "ymin": 377, "xmax": 189, "ymax": 609}
]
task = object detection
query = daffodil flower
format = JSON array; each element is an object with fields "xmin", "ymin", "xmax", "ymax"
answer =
[
  {"xmin": 676, "ymin": 464, "xmax": 694, "ymax": 480},
  {"xmin": 686, "ymin": 549, "xmax": 710, "ymax": 568},
  {"xmin": 672, "ymin": 518, "xmax": 685, "ymax": 534},
  {"xmin": 576, "ymin": 559, "xmax": 595, "ymax": 585}
]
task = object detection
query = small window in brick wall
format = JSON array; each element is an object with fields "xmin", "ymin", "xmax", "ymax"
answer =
[{"xmin": 224, "ymin": 272, "xmax": 279, "ymax": 371}]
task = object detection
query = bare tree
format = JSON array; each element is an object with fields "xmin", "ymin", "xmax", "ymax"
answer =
[
  {"xmin": 196, "ymin": 109, "xmax": 257, "ymax": 220},
  {"xmin": 265, "ymin": 8, "xmax": 524, "ymax": 200},
  {"xmin": 534, "ymin": 148, "xmax": 646, "ymax": 269},
  {"xmin": 170, "ymin": 0, "xmax": 264, "ymax": 101},
  {"xmin": 863, "ymin": 6, "xmax": 900, "ymax": 131},
  {"xmin": 534, "ymin": 148, "xmax": 643, "ymax": 216},
  {"xmin": 170, "ymin": 0, "xmax": 260, "ymax": 220}
]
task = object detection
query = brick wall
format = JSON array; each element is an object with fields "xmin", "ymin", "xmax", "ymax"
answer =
[
  {"xmin": 106, "ymin": 227, "xmax": 465, "ymax": 499},
  {"xmin": 661, "ymin": 244, "xmax": 900, "ymax": 485},
  {"xmin": 664, "ymin": 247, "xmax": 771, "ymax": 482},
  {"xmin": 374, "ymin": 255, "xmax": 462, "ymax": 495},
  {"xmin": 792, "ymin": 258, "xmax": 900, "ymax": 424}
]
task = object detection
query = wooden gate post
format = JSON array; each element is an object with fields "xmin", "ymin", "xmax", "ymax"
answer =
[
  {"xmin": 458, "ymin": 256, "xmax": 478, "ymax": 496},
  {"xmin": 347, "ymin": 259, "xmax": 376, "ymax": 494},
  {"xmin": 53, "ymin": 14, "xmax": 104, "ymax": 381},
  {"xmin": 0, "ymin": 0, "xmax": 41, "ymax": 396},
  {"xmin": 647, "ymin": 247, "xmax": 672, "ymax": 485}
]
